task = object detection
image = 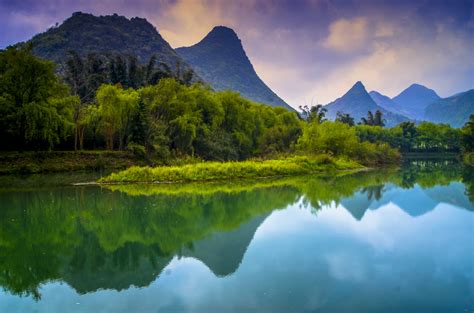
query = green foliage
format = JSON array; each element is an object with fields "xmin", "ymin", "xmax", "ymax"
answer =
[
  {"xmin": 335, "ymin": 111, "xmax": 355, "ymax": 126},
  {"xmin": 299, "ymin": 104, "xmax": 327, "ymax": 124},
  {"xmin": 29, "ymin": 12, "xmax": 195, "ymax": 81},
  {"xmin": 1, "ymin": 45, "xmax": 461, "ymax": 169},
  {"xmin": 463, "ymin": 153, "xmax": 474, "ymax": 167},
  {"xmin": 296, "ymin": 121, "xmax": 400, "ymax": 165},
  {"xmin": 461, "ymin": 114, "xmax": 474, "ymax": 153},
  {"xmin": 415, "ymin": 122, "xmax": 462, "ymax": 152},
  {"xmin": 131, "ymin": 83, "xmax": 301, "ymax": 160},
  {"xmin": 297, "ymin": 121, "xmax": 359, "ymax": 156},
  {"xmin": 355, "ymin": 121, "xmax": 462, "ymax": 153},
  {"xmin": 127, "ymin": 143, "xmax": 146, "ymax": 159},
  {"xmin": 0, "ymin": 46, "xmax": 75, "ymax": 150},
  {"xmin": 99, "ymin": 155, "xmax": 362, "ymax": 183},
  {"xmin": 96, "ymin": 84, "xmax": 139, "ymax": 150},
  {"xmin": 360, "ymin": 110, "xmax": 385, "ymax": 127}
]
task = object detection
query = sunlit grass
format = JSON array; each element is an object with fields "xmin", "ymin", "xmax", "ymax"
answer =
[{"xmin": 99, "ymin": 155, "xmax": 362, "ymax": 183}]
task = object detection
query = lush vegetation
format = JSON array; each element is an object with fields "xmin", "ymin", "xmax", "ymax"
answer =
[
  {"xmin": 355, "ymin": 121, "xmax": 463, "ymax": 153},
  {"xmin": 99, "ymin": 155, "xmax": 361, "ymax": 183},
  {"xmin": 27, "ymin": 12, "xmax": 194, "ymax": 75},
  {"xmin": 297, "ymin": 120, "xmax": 400, "ymax": 166},
  {"xmin": 2, "ymin": 45, "xmax": 473, "ymax": 176},
  {"xmin": 1, "ymin": 46, "xmax": 301, "ymax": 160},
  {"xmin": 351, "ymin": 114, "xmax": 473, "ymax": 159},
  {"xmin": 461, "ymin": 114, "xmax": 474, "ymax": 166},
  {"xmin": 0, "ymin": 46, "xmax": 77, "ymax": 150}
]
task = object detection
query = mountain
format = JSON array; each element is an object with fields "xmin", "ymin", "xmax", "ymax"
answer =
[
  {"xmin": 369, "ymin": 90, "xmax": 410, "ymax": 117},
  {"xmin": 176, "ymin": 26, "xmax": 293, "ymax": 110},
  {"xmin": 25, "ymin": 12, "xmax": 193, "ymax": 74},
  {"xmin": 423, "ymin": 89, "xmax": 474, "ymax": 127},
  {"xmin": 392, "ymin": 83, "xmax": 440, "ymax": 119},
  {"xmin": 325, "ymin": 81, "xmax": 409, "ymax": 127}
]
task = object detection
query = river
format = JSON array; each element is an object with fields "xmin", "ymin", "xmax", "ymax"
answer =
[{"xmin": 0, "ymin": 159, "xmax": 473, "ymax": 312}]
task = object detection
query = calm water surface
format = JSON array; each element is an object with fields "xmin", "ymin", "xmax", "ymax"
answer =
[{"xmin": 0, "ymin": 160, "xmax": 473, "ymax": 313}]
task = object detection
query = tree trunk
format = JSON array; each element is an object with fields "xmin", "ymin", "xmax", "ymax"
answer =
[
  {"xmin": 79, "ymin": 126, "xmax": 85, "ymax": 150},
  {"xmin": 74, "ymin": 122, "xmax": 78, "ymax": 151}
]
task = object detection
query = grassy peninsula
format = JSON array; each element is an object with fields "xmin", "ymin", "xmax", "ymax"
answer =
[{"xmin": 98, "ymin": 155, "xmax": 362, "ymax": 184}]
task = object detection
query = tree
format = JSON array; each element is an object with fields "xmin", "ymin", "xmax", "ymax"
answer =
[
  {"xmin": 96, "ymin": 84, "xmax": 139, "ymax": 150},
  {"xmin": 335, "ymin": 111, "xmax": 355, "ymax": 126},
  {"xmin": 0, "ymin": 45, "xmax": 74, "ymax": 150},
  {"xmin": 374, "ymin": 110, "xmax": 385, "ymax": 127},
  {"xmin": 297, "ymin": 121, "xmax": 359, "ymax": 156},
  {"xmin": 169, "ymin": 114, "xmax": 198, "ymax": 155},
  {"xmin": 299, "ymin": 104, "xmax": 327, "ymax": 124},
  {"xmin": 461, "ymin": 114, "xmax": 474, "ymax": 153},
  {"xmin": 360, "ymin": 110, "xmax": 385, "ymax": 127},
  {"xmin": 415, "ymin": 122, "xmax": 461, "ymax": 152},
  {"xmin": 398, "ymin": 121, "xmax": 417, "ymax": 152}
]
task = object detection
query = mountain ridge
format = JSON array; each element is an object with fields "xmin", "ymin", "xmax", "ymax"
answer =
[
  {"xmin": 369, "ymin": 85, "xmax": 473, "ymax": 127},
  {"xmin": 423, "ymin": 89, "xmax": 474, "ymax": 127},
  {"xmin": 176, "ymin": 26, "xmax": 293, "ymax": 110},
  {"xmin": 324, "ymin": 81, "xmax": 409, "ymax": 127},
  {"xmin": 391, "ymin": 83, "xmax": 440, "ymax": 120},
  {"xmin": 369, "ymin": 90, "xmax": 411, "ymax": 117},
  {"xmin": 23, "ymin": 12, "xmax": 195, "ymax": 75}
]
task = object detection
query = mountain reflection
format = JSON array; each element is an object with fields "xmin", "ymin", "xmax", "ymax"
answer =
[{"xmin": 0, "ymin": 160, "xmax": 472, "ymax": 300}]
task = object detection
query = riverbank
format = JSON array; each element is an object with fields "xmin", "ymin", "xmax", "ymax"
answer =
[
  {"xmin": 0, "ymin": 151, "xmax": 146, "ymax": 174},
  {"xmin": 98, "ymin": 155, "xmax": 363, "ymax": 184}
]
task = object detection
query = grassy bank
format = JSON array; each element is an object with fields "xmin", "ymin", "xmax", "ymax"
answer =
[
  {"xmin": 98, "ymin": 155, "xmax": 363, "ymax": 184},
  {"xmin": 0, "ymin": 151, "xmax": 146, "ymax": 174}
]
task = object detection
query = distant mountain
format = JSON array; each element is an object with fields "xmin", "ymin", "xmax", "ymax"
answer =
[
  {"xmin": 369, "ymin": 90, "xmax": 410, "ymax": 117},
  {"xmin": 423, "ymin": 89, "xmax": 474, "ymax": 127},
  {"xmin": 176, "ymin": 26, "xmax": 293, "ymax": 110},
  {"xmin": 325, "ymin": 81, "xmax": 409, "ymax": 127},
  {"xmin": 24, "ymin": 12, "xmax": 193, "ymax": 74},
  {"xmin": 392, "ymin": 83, "xmax": 440, "ymax": 120}
]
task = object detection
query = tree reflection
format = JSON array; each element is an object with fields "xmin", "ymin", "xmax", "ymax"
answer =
[{"xmin": 0, "ymin": 159, "xmax": 472, "ymax": 299}]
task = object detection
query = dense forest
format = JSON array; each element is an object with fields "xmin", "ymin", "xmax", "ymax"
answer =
[{"xmin": 1, "ymin": 46, "xmax": 473, "ymax": 166}]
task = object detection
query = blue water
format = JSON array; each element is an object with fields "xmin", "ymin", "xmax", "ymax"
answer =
[{"xmin": 0, "ymin": 162, "xmax": 473, "ymax": 312}]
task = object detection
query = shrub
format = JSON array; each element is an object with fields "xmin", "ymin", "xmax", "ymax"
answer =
[
  {"xmin": 127, "ymin": 142, "xmax": 147, "ymax": 158},
  {"xmin": 297, "ymin": 121, "xmax": 400, "ymax": 166}
]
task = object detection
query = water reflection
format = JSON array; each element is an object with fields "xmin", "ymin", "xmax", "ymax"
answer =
[{"xmin": 0, "ymin": 160, "xmax": 473, "ymax": 312}]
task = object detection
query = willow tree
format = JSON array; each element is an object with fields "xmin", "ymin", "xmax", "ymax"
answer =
[
  {"xmin": 96, "ymin": 84, "xmax": 139, "ymax": 150},
  {"xmin": 0, "ymin": 45, "xmax": 75, "ymax": 150}
]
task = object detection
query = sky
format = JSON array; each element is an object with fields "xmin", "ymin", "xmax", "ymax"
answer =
[{"xmin": 1, "ymin": 0, "xmax": 473, "ymax": 107}]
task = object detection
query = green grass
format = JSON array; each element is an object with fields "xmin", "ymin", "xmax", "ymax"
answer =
[{"xmin": 99, "ymin": 155, "xmax": 363, "ymax": 184}]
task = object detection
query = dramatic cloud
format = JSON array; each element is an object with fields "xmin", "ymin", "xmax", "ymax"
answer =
[
  {"xmin": 1, "ymin": 0, "xmax": 472, "ymax": 108},
  {"xmin": 323, "ymin": 17, "xmax": 370, "ymax": 53}
]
